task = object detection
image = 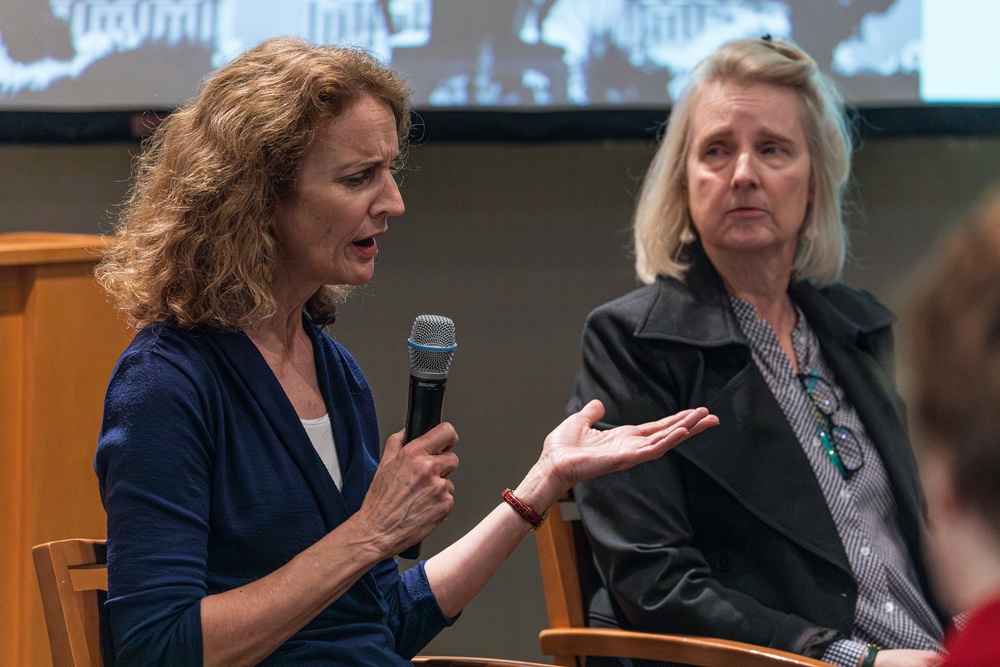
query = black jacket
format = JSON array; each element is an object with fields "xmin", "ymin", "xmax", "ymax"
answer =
[{"xmin": 570, "ymin": 244, "xmax": 944, "ymax": 658}]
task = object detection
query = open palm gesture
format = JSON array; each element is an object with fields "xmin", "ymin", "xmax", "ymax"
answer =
[{"xmin": 536, "ymin": 399, "xmax": 719, "ymax": 498}]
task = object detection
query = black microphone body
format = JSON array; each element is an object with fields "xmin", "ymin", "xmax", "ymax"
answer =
[
  {"xmin": 404, "ymin": 375, "xmax": 447, "ymax": 444},
  {"xmin": 399, "ymin": 315, "xmax": 457, "ymax": 560}
]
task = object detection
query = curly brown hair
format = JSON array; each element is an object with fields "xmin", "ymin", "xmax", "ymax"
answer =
[
  {"xmin": 907, "ymin": 188, "xmax": 1000, "ymax": 537},
  {"xmin": 97, "ymin": 36, "xmax": 412, "ymax": 330}
]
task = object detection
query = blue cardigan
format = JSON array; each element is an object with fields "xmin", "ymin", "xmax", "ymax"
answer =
[{"xmin": 95, "ymin": 318, "xmax": 452, "ymax": 666}]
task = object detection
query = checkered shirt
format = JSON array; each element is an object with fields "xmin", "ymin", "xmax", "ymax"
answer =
[{"xmin": 730, "ymin": 296, "xmax": 942, "ymax": 667}]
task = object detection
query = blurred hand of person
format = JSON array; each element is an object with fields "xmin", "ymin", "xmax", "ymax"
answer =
[
  {"xmin": 873, "ymin": 649, "xmax": 943, "ymax": 667},
  {"xmin": 355, "ymin": 423, "xmax": 460, "ymax": 557}
]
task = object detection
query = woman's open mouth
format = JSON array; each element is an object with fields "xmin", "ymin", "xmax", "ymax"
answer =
[{"xmin": 352, "ymin": 236, "xmax": 379, "ymax": 259}]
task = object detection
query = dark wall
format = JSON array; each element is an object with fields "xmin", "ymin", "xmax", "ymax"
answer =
[{"xmin": 3, "ymin": 135, "xmax": 1000, "ymax": 662}]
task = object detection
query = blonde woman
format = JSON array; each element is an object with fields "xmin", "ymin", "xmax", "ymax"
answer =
[{"xmin": 569, "ymin": 38, "xmax": 945, "ymax": 667}]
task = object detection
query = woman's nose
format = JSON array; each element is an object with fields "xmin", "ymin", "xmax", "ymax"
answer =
[
  {"xmin": 377, "ymin": 171, "xmax": 405, "ymax": 218},
  {"xmin": 731, "ymin": 152, "xmax": 760, "ymax": 189}
]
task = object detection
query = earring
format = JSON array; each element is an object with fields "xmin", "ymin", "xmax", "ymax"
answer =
[{"xmin": 680, "ymin": 223, "xmax": 696, "ymax": 244}]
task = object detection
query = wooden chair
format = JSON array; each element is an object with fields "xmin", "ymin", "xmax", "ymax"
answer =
[
  {"xmin": 32, "ymin": 538, "xmax": 109, "ymax": 667},
  {"xmin": 534, "ymin": 494, "xmax": 835, "ymax": 667},
  {"xmin": 31, "ymin": 538, "xmax": 547, "ymax": 667},
  {"xmin": 414, "ymin": 659, "xmax": 550, "ymax": 666}
]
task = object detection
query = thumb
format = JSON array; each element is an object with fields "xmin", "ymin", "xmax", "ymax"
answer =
[{"xmin": 576, "ymin": 399, "xmax": 606, "ymax": 427}]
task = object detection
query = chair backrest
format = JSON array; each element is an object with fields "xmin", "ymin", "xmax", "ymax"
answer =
[
  {"xmin": 535, "ymin": 494, "xmax": 589, "ymax": 631},
  {"xmin": 534, "ymin": 493, "xmax": 834, "ymax": 667},
  {"xmin": 534, "ymin": 493, "xmax": 595, "ymax": 666},
  {"xmin": 32, "ymin": 538, "xmax": 108, "ymax": 667}
]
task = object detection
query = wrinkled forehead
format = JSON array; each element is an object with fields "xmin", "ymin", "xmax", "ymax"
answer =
[
  {"xmin": 687, "ymin": 80, "xmax": 809, "ymax": 141},
  {"xmin": 302, "ymin": 97, "xmax": 401, "ymax": 168},
  {"xmin": 693, "ymin": 78, "xmax": 807, "ymax": 113}
]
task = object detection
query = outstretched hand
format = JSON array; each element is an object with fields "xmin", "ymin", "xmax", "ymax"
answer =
[
  {"xmin": 533, "ymin": 399, "xmax": 718, "ymax": 501},
  {"xmin": 422, "ymin": 400, "xmax": 717, "ymax": 618}
]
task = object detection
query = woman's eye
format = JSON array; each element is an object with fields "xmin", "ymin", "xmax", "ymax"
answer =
[{"xmin": 345, "ymin": 170, "xmax": 372, "ymax": 186}]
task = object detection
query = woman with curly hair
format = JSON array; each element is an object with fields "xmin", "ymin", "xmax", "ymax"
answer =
[{"xmin": 94, "ymin": 36, "xmax": 717, "ymax": 666}]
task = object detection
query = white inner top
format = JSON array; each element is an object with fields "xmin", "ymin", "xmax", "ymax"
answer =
[{"xmin": 301, "ymin": 414, "xmax": 342, "ymax": 491}]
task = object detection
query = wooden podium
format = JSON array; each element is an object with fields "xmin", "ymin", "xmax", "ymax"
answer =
[{"xmin": 0, "ymin": 234, "xmax": 133, "ymax": 667}]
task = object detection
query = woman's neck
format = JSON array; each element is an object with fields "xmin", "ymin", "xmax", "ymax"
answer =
[
  {"xmin": 245, "ymin": 301, "xmax": 327, "ymax": 420},
  {"xmin": 248, "ymin": 266, "xmax": 318, "ymax": 352},
  {"xmin": 711, "ymin": 249, "xmax": 796, "ymax": 332},
  {"xmin": 707, "ymin": 245, "xmax": 799, "ymax": 371}
]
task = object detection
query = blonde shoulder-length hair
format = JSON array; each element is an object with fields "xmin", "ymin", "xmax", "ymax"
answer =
[
  {"xmin": 97, "ymin": 36, "xmax": 412, "ymax": 330},
  {"xmin": 634, "ymin": 38, "xmax": 853, "ymax": 286}
]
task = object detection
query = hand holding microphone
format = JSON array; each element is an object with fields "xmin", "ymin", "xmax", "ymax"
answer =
[{"xmin": 399, "ymin": 315, "xmax": 457, "ymax": 559}]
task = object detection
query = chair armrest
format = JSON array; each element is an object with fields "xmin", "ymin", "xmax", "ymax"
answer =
[
  {"xmin": 413, "ymin": 657, "xmax": 550, "ymax": 667},
  {"xmin": 539, "ymin": 627, "xmax": 836, "ymax": 667}
]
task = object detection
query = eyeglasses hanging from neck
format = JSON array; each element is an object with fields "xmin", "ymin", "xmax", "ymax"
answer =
[{"xmin": 797, "ymin": 369, "xmax": 865, "ymax": 480}]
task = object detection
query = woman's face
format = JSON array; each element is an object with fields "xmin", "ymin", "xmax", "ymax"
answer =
[
  {"xmin": 270, "ymin": 96, "xmax": 404, "ymax": 297},
  {"xmin": 684, "ymin": 80, "xmax": 813, "ymax": 267}
]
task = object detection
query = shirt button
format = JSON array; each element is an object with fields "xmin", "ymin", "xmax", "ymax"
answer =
[
  {"xmin": 884, "ymin": 601, "xmax": 895, "ymax": 613},
  {"xmin": 860, "ymin": 546, "xmax": 871, "ymax": 557},
  {"xmin": 840, "ymin": 489, "xmax": 852, "ymax": 501}
]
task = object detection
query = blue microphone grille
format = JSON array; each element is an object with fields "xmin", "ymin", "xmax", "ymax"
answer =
[{"xmin": 407, "ymin": 315, "xmax": 457, "ymax": 376}]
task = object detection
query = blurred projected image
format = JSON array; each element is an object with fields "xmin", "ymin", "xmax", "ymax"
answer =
[{"xmin": 0, "ymin": 0, "xmax": 965, "ymax": 111}]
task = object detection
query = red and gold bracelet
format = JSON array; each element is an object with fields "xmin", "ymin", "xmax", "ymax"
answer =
[{"xmin": 501, "ymin": 488, "xmax": 548, "ymax": 531}]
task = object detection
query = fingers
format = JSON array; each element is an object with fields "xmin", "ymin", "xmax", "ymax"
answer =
[
  {"xmin": 652, "ymin": 407, "xmax": 700, "ymax": 429},
  {"xmin": 406, "ymin": 422, "xmax": 459, "ymax": 455},
  {"xmin": 634, "ymin": 407, "xmax": 715, "ymax": 438},
  {"xmin": 655, "ymin": 408, "xmax": 719, "ymax": 439},
  {"xmin": 435, "ymin": 449, "xmax": 460, "ymax": 479},
  {"xmin": 633, "ymin": 408, "xmax": 698, "ymax": 434},
  {"xmin": 376, "ymin": 423, "xmax": 459, "ymax": 488},
  {"xmin": 363, "ymin": 424, "xmax": 460, "ymax": 553},
  {"xmin": 687, "ymin": 413, "xmax": 720, "ymax": 436},
  {"xmin": 396, "ymin": 423, "xmax": 460, "ymax": 480},
  {"xmin": 637, "ymin": 408, "xmax": 719, "ymax": 454},
  {"xmin": 667, "ymin": 407, "xmax": 716, "ymax": 431}
]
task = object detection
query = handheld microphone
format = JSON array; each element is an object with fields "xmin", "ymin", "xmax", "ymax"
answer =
[{"xmin": 399, "ymin": 315, "xmax": 457, "ymax": 560}]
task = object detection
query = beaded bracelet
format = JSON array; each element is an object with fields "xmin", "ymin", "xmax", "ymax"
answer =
[{"xmin": 501, "ymin": 488, "xmax": 548, "ymax": 531}]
